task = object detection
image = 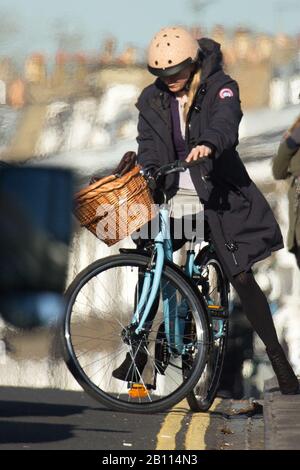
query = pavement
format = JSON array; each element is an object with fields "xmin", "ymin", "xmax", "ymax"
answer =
[{"xmin": 263, "ymin": 377, "xmax": 300, "ymax": 450}]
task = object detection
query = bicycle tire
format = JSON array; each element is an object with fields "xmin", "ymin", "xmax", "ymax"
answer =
[
  {"xmin": 186, "ymin": 245, "xmax": 229, "ymax": 412},
  {"xmin": 61, "ymin": 253, "xmax": 210, "ymax": 413}
]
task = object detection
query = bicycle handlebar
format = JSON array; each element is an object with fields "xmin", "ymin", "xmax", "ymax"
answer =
[{"xmin": 152, "ymin": 158, "xmax": 207, "ymax": 180}]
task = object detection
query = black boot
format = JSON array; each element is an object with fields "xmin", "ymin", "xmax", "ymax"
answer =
[
  {"xmin": 112, "ymin": 348, "xmax": 148, "ymax": 382},
  {"xmin": 266, "ymin": 345, "xmax": 299, "ymax": 395}
]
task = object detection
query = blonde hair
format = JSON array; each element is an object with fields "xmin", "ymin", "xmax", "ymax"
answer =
[{"xmin": 183, "ymin": 69, "xmax": 202, "ymax": 121}]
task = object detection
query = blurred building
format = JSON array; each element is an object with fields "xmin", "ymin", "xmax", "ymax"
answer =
[
  {"xmin": 211, "ymin": 24, "xmax": 226, "ymax": 44},
  {"xmin": 73, "ymin": 53, "xmax": 88, "ymax": 83},
  {"xmin": 210, "ymin": 24, "xmax": 235, "ymax": 68},
  {"xmin": 273, "ymin": 33, "xmax": 297, "ymax": 68},
  {"xmin": 232, "ymin": 27, "xmax": 255, "ymax": 63},
  {"xmin": 117, "ymin": 46, "xmax": 137, "ymax": 66},
  {"xmin": 24, "ymin": 53, "xmax": 47, "ymax": 84},
  {"xmin": 190, "ymin": 26, "xmax": 205, "ymax": 40},
  {"xmin": 99, "ymin": 37, "xmax": 117, "ymax": 65},
  {"xmin": 51, "ymin": 51, "xmax": 68, "ymax": 87},
  {"xmin": 255, "ymin": 34, "xmax": 274, "ymax": 64},
  {"xmin": 0, "ymin": 58, "xmax": 18, "ymax": 106},
  {"xmin": 7, "ymin": 78, "xmax": 25, "ymax": 108},
  {"xmin": 0, "ymin": 57, "xmax": 17, "ymax": 84}
]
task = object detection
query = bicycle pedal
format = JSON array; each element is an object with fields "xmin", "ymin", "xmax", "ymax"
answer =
[
  {"xmin": 207, "ymin": 305, "xmax": 228, "ymax": 317},
  {"xmin": 128, "ymin": 383, "xmax": 150, "ymax": 398}
]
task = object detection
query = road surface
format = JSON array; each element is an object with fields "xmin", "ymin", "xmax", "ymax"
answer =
[{"xmin": 0, "ymin": 386, "xmax": 264, "ymax": 450}]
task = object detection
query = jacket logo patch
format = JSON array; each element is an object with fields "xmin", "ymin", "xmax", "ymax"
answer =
[{"xmin": 219, "ymin": 88, "xmax": 234, "ymax": 99}]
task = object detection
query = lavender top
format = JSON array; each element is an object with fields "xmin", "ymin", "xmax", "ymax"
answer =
[{"xmin": 170, "ymin": 94, "xmax": 195, "ymax": 190}]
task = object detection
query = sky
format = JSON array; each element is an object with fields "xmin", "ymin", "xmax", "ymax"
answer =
[{"xmin": 0, "ymin": 0, "xmax": 300, "ymax": 59}]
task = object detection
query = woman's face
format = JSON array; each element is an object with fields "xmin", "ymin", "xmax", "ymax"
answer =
[{"xmin": 160, "ymin": 65, "xmax": 193, "ymax": 93}]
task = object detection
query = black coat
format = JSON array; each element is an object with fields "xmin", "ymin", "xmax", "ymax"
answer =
[{"xmin": 136, "ymin": 38, "xmax": 283, "ymax": 279}]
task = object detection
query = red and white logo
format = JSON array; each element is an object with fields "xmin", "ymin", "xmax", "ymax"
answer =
[{"xmin": 219, "ymin": 88, "xmax": 234, "ymax": 99}]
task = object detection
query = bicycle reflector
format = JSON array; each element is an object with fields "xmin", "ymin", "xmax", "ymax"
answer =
[{"xmin": 128, "ymin": 384, "xmax": 149, "ymax": 399}]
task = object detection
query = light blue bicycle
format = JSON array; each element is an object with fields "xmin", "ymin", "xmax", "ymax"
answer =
[{"xmin": 61, "ymin": 160, "xmax": 229, "ymax": 413}]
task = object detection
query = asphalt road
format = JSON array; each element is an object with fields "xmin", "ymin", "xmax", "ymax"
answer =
[
  {"xmin": 0, "ymin": 386, "xmax": 264, "ymax": 450},
  {"xmin": 0, "ymin": 386, "xmax": 162, "ymax": 450}
]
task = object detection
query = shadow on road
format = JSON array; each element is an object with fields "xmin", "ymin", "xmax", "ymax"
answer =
[
  {"xmin": 0, "ymin": 420, "xmax": 75, "ymax": 444},
  {"xmin": 0, "ymin": 399, "xmax": 90, "ymax": 418},
  {"xmin": 0, "ymin": 418, "xmax": 130, "ymax": 445},
  {"xmin": 0, "ymin": 387, "xmax": 131, "ymax": 447}
]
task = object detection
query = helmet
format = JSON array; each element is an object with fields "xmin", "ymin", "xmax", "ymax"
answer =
[{"xmin": 147, "ymin": 26, "xmax": 201, "ymax": 77}]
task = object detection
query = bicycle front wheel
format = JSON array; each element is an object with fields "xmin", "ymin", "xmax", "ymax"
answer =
[{"xmin": 61, "ymin": 253, "xmax": 210, "ymax": 413}]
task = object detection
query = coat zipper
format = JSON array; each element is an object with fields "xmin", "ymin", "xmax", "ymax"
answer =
[
  {"xmin": 185, "ymin": 84, "xmax": 210, "ymax": 193},
  {"xmin": 225, "ymin": 241, "xmax": 239, "ymax": 266}
]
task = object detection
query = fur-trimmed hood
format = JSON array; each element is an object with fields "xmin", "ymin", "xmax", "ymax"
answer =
[{"xmin": 198, "ymin": 37, "xmax": 223, "ymax": 81}]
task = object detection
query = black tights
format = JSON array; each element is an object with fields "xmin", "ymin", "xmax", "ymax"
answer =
[{"xmin": 230, "ymin": 271, "xmax": 280, "ymax": 352}]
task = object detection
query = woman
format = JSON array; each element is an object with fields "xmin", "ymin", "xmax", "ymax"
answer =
[
  {"xmin": 273, "ymin": 116, "xmax": 300, "ymax": 269},
  {"xmin": 114, "ymin": 27, "xmax": 299, "ymax": 394}
]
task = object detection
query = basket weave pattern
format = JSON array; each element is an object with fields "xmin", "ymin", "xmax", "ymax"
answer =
[{"xmin": 74, "ymin": 165, "xmax": 156, "ymax": 246}]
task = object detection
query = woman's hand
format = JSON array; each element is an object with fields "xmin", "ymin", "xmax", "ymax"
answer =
[{"xmin": 186, "ymin": 145, "xmax": 212, "ymax": 162}]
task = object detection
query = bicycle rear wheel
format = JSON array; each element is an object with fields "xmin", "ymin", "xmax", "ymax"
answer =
[
  {"xmin": 61, "ymin": 253, "xmax": 210, "ymax": 413},
  {"xmin": 187, "ymin": 245, "xmax": 229, "ymax": 412}
]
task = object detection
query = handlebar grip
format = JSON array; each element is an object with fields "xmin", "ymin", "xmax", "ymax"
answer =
[{"xmin": 178, "ymin": 159, "xmax": 207, "ymax": 169}]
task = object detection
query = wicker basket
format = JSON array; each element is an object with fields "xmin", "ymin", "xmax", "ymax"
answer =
[{"xmin": 74, "ymin": 165, "xmax": 157, "ymax": 246}]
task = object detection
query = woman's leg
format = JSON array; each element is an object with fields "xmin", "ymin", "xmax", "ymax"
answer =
[
  {"xmin": 231, "ymin": 270, "xmax": 299, "ymax": 394},
  {"xmin": 230, "ymin": 271, "xmax": 280, "ymax": 350}
]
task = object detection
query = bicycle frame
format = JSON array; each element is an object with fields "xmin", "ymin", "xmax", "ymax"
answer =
[
  {"xmin": 130, "ymin": 162, "xmax": 227, "ymax": 354},
  {"xmin": 130, "ymin": 202, "xmax": 225, "ymax": 356}
]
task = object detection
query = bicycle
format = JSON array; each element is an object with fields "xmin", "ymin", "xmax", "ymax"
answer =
[{"xmin": 61, "ymin": 160, "xmax": 230, "ymax": 413}]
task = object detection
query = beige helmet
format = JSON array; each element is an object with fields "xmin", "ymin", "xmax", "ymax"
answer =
[{"xmin": 147, "ymin": 26, "xmax": 202, "ymax": 77}]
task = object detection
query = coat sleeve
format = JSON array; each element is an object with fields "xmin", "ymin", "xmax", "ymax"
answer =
[
  {"xmin": 136, "ymin": 113, "xmax": 160, "ymax": 172},
  {"xmin": 272, "ymin": 140, "xmax": 295, "ymax": 180},
  {"xmin": 197, "ymin": 82, "xmax": 243, "ymax": 159}
]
